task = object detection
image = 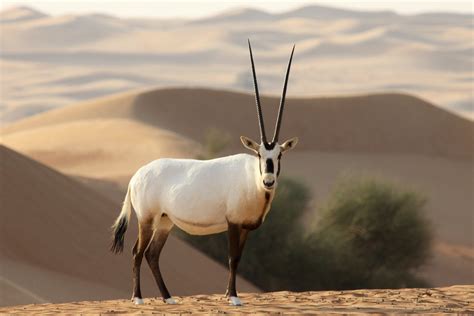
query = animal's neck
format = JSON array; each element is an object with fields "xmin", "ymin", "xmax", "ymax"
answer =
[{"xmin": 256, "ymin": 181, "xmax": 275, "ymax": 225}]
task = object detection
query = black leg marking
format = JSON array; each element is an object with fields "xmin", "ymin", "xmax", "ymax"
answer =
[
  {"xmin": 239, "ymin": 228, "xmax": 249, "ymax": 254},
  {"xmin": 132, "ymin": 222, "xmax": 153, "ymax": 300},
  {"xmin": 225, "ymin": 223, "xmax": 248, "ymax": 298},
  {"xmin": 145, "ymin": 227, "xmax": 172, "ymax": 300}
]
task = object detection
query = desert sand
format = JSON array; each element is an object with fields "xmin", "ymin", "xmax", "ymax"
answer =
[
  {"xmin": 1, "ymin": 88, "xmax": 472, "ymax": 290},
  {"xmin": 0, "ymin": 5, "xmax": 472, "ymax": 122},
  {"xmin": 1, "ymin": 285, "xmax": 473, "ymax": 314},
  {"xmin": 0, "ymin": 145, "xmax": 258, "ymax": 307}
]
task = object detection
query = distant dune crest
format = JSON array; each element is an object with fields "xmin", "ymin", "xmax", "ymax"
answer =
[
  {"xmin": 0, "ymin": 6, "xmax": 48, "ymax": 23},
  {"xmin": 0, "ymin": 5, "xmax": 472, "ymax": 122},
  {"xmin": 3, "ymin": 88, "xmax": 470, "ymax": 160}
]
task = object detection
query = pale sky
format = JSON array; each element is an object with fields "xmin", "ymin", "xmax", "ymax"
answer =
[{"xmin": 1, "ymin": 0, "xmax": 472, "ymax": 18}]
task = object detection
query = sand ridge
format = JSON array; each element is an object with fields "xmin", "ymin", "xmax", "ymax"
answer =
[
  {"xmin": 1, "ymin": 286, "xmax": 473, "ymax": 314},
  {"xmin": 3, "ymin": 88, "xmax": 472, "ymax": 161}
]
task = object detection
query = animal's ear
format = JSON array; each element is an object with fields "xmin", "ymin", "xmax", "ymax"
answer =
[
  {"xmin": 240, "ymin": 136, "xmax": 260, "ymax": 154},
  {"xmin": 280, "ymin": 137, "xmax": 298, "ymax": 154}
]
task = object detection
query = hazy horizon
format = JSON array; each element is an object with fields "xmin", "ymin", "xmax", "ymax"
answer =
[
  {"xmin": 1, "ymin": 0, "xmax": 472, "ymax": 19},
  {"xmin": 2, "ymin": 1, "xmax": 473, "ymax": 121}
]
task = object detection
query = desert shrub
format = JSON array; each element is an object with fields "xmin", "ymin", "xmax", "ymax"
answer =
[
  {"xmin": 175, "ymin": 176, "xmax": 432, "ymax": 291},
  {"xmin": 197, "ymin": 128, "xmax": 231, "ymax": 160},
  {"xmin": 309, "ymin": 176, "xmax": 432, "ymax": 289}
]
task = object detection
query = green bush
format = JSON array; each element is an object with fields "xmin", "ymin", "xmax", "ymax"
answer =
[
  {"xmin": 175, "ymin": 176, "xmax": 432, "ymax": 291},
  {"xmin": 310, "ymin": 176, "xmax": 432, "ymax": 289}
]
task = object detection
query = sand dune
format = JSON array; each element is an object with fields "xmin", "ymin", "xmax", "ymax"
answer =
[
  {"xmin": 2, "ymin": 12, "xmax": 129, "ymax": 50},
  {"xmin": 1, "ymin": 286, "xmax": 472, "ymax": 314},
  {"xmin": 1, "ymin": 88, "xmax": 472, "ymax": 288},
  {"xmin": 3, "ymin": 88, "xmax": 471, "ymax": 160},
  {"xmin": 0, "ymin": 6, "xmax": 47, "ymax": 24},
  {"xmin": 0, "ymin": 145, "xmax": 258, "ymax": 307},
  {"xmin": 2, "ymin": 118, "xmax": 200, "ymax": 180},
  {"xmin": 1, "ymin": 5, "xmax": 472, "ymax": 122}
]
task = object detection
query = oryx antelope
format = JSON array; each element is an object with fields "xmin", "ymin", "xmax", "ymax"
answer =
[{"xmin": 110, "ymin": 40, "xmax": 298, "ymax": 306}]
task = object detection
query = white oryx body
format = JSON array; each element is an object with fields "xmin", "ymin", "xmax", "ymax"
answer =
[
  {"xmin": 111, "ymin": 40, "xmax": 297, "ymax": 307},
  {"xmin": 129, "ymin": 153, "xmax": 274, "ymax": 235}
]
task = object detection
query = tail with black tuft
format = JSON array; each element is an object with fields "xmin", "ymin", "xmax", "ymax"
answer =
[{"xmin": 110, "ymin": 185, "xmax": 132, "ymax": 254}]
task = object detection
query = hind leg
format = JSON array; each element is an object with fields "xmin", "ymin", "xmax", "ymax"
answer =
[
  {"xmin": 145, "ymin": 215, "xmax": 175, "ymax": 304},
  {"xmin": 132, "ymin": 219, "xmax": 153, "ymax": 304}
]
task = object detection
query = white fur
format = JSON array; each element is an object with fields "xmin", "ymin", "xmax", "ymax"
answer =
[
  {"xmin": 133, "ymin": 297, "xmax": 144, "ymax": 305},
  {"xmin": 128, "ymin": 153, "xmax": 274, "ymax": 235},
  {"xmin": 118, "ymin": 137, "xmax": 298, "ymax": 236},
  {"xmin": 229, "ymin": 296, "xmax": 242, "ymax": 306},
  {"xmin": 165, "ymin": 297, "xmax": 177, "ymax": 304}
]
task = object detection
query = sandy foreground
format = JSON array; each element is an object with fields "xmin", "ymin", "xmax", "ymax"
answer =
[{"xmin": 1, "ymin": 286, "xmax": 472, "ymax": 314}]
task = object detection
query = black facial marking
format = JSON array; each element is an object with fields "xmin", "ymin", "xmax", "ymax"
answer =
[
  {"xmin": 277, "ymin": 153, "xmax": 282, "ymax": 176},
  {"xmin": 265, "ymin": 158, "xmax": 274, "ymax": 173},
  {"xmin": 263, "ymin": 142, "xmax": 276, "ymax": 150},
  {"xmin": 258, "ymin": 153, "xmax": 262, "ymax": 175}
]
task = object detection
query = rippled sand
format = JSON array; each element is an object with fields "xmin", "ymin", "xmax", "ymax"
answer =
[{"xmin": 2, "ymin": 285, "xmax": 472, "ymax": 314}]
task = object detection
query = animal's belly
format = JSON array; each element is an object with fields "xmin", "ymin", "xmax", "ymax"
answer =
[
  {"xmin": 163, "ymin": 195, "xmax": 228, "ymax": 235},
  {"xmin": 169, "ymin": 215, "xmax": 227, "ymax": 236}
]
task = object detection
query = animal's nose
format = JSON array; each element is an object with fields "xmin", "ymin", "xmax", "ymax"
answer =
[
  {"xmin": 263, "ymin": 180, "xmax": 275, "ymax": 188},
  {"xmin": 263, "ymin": 174, "xmax": 275, "ymax": 189}
]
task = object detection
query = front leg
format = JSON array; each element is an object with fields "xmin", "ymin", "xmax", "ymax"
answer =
[{"xmin": 226, "ymin": 223, "xmax": 249, "ymax": 306}]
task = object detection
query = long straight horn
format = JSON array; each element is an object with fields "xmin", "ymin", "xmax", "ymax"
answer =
[
  {"xmin": 248, "ymin": 39, "xmax": 267, "ymax": 143},
  {"xmin": 272, "ymin": 45, "xmax": 295, "ymax": 143}
]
